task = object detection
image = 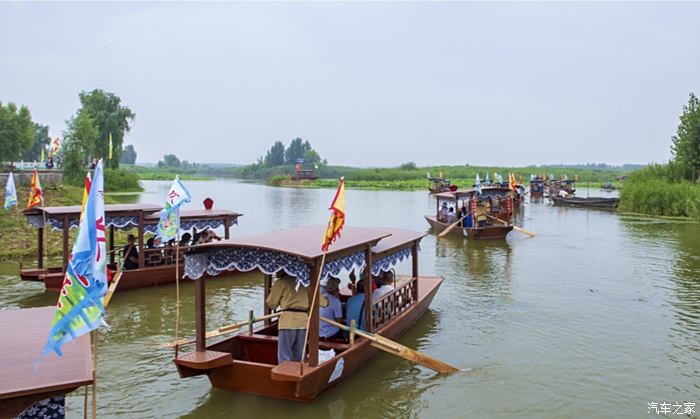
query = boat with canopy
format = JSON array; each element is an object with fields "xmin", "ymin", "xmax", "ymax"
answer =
[
  {"xmin": 20, "ymin": 203, "xmax": 242, "ymax": 291},
  {"xmin": 172, "ymin": 226, "xmax": 444, "ymax": 401},
  {"xmin": 426, "ymin": 188, "xmax": 514, "ymax": 239}
]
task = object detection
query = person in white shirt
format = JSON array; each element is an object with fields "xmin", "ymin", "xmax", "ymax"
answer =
[
  {"xmin": 319, "ymin": 277, "xmax": 345, "ymax": 341},
  {"xmin": 372, "ymin": 270, "xmax": 395, "ymax": 301}
]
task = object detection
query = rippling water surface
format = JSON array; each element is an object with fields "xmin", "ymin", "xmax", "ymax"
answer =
[{"xmin": 1, "ymin": 180, "xmax": 698, "ymax": 418}]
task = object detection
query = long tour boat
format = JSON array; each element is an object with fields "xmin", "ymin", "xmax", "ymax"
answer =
[
  {"xmin": 426, "ymin": 188, "xmax": 514, "ymax": 240},
  {"xmin": 20, "ymin": 203, "xmax": 242, "ymax": 291},
  {"xmin": 173, "ymin": 226, "xmax": 443, "ymax": 402}
]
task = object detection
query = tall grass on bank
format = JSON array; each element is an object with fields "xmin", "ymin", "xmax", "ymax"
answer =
[{"xmin": 620, "ymin": 165, "xmax": 700, "ymax": 218}]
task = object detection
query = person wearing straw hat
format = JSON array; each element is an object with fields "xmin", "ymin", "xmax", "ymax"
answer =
[{"xmin": 319, "ymin": 276, "xmax": 345, "ymax": 341}]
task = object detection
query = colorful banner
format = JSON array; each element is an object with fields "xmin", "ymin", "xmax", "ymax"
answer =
[
  {"xmin": 108, "ymin": 133, "xmax": 113, "ymax": 160},
  {"xmin": 156, "ymin": 176, "xmax": 192, "ymax": 242},
  {"xmin": 44, "ymin": 161, "xmax": 108, "ymax": 357},
  {"xmin": 322, "ymin": 177, "xmax": 346, "ymax": 251},
  {"xmin": 51, "ymin": 137, "xmax": 61, "ymax": 155},
  {"xmin": 4, "ymin": 172, "xmax": 17, "ymax": 210},
  {"xmin": 27, "ymin": 168, "xmax": 43, "ymax": 209},
  {"xmin": 475, "ymin": 173, "xmax": 482, "ymax": 195}
]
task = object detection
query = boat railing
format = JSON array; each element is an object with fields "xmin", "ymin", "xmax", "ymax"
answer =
[
  {"xmin": 371, "ymin": 277, "xmax": 418, "ymax": 330},
  {"xmin": 142, "ymin": 246, "xmax": 187, "ymax": 267}
]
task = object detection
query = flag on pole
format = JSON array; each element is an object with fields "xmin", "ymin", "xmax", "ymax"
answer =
[
  {"xmin": 40, "ymin": 148, "xmax": 45, "ymax": 163},
  {"xmin": 51, "ymin": 137, "xmax": 61, "ymax": 155},
  {"xmin": 497, "ymin": 173, "xmax": 503, "ymax": 185},
  {"xmin": 27, "ymin": 168, "xmax": 43, "ymax": 209},
  {"xmin": 485, "ymin": 173, "xmax": 491, "ymax": 186},
  {"xmin": 475, "ymin": 173, "xmax": 482, "ymax": 195},
  {"xmin": 321, "ymin": 177, "xmax": 346, "ymax": 251},
  {"xmin": 43, "ymin": 161, "xmax": 108, "ymax": 357},
  {"xmin": 509, "ymin": 173, "xmax": 517, "ymax": 191},
  {"xmin": 156, "ymin": 176, "xmax": 192, "ymax": 242},
  {"xmin": 108, "ymin": 133, "xmax": 113, "ymax": 160},
  {"xmin": 4, "ymin": 172, "xmax": 17, "ymax": 210}
]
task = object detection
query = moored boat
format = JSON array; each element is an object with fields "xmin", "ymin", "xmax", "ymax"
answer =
[
  {"xmin": 20, "ymin": 203, "xmax": 242, "ymax": 291},
  {"xmin": 551, "ymin": 196, "xmax": 619, "ymax": 209},
  {"xmin": 428, "ymin": 176, "xmax": 457, "ymax": 194},
  {"xmin": 530, "ymin": 177, "xmax": 545, "ymax": 198},
  {"xmin": 173, "ymin": 226, "xmax": 443, "ymax": 401}
]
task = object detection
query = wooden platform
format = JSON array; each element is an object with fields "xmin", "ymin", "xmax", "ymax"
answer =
[{"xmin": 0, "ymin": 306, "xmax": 93, "ymax": 418}]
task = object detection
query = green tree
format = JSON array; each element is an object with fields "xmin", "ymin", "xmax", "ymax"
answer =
[
  {"xmin": 264, "ymin": 141, "xmax": 286, "ymax": 167},
  {"xmin": 303, "ymin": 149, "xmax": 323, "ymax": 166},
  {"xmin": 121, "ymin": 144, "xmax": 137, "ymax": 164},
  {"xmin": 22, "ymin": 123, "xmax": 51, "ymax": 162},
  {"xmin": 78, "ymin": 89, "xmax": 135, "ymax": 169},
  {"xmin": 671, "ymin": 93, "xmax": 700, "ymax": 181},
  {"xmin": 284, "ymin": 138, "xmax": 312, "ymax": 165},
  {"xmin": 0, "ymin": 102, "xmax": 34, "ymax": 166},
  {"xmin": 158, "ymin": 154, "xmax": 181, "ymax": 167},
  {"xmin": 62, "ymin": 111, "xmax": 99, "ymax": 185}
]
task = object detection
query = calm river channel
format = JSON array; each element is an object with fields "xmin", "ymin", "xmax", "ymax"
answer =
[{"xmin": 1, "ymin": 179, "xmax": 698, "ymax": 418}]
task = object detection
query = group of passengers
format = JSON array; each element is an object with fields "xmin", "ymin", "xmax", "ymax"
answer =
[
  {"xmin": 266, "ymin": 269, "xmax": 396, "ymax": 364},
  {"xmin": 121, "ymin": 228, "xmax": 222, "ymax": 270}
]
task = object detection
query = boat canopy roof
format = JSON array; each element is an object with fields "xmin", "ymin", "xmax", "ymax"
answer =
[
  {"xmin": 24, "ymin": 203, "xmax": 242, "ymax": 231},
  {"xmin": 184, "ymin": 226, "xmax": 424, "ymax": 287},
  {"xmin": 434, "ymin": 186, "xmax": 513, "ymax": 200}
]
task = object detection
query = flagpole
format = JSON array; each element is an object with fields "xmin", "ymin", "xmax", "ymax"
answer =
[
  {"xmin": 298, "ymin": 219, "xmax": 333, "ymax": 375},
  {"xmin": 174, "ymin": 239, "xmax": 181, "ymax": 357},
  {"xmin": 92, "ymin": 329, "xmax": 98, "ymax": 419}
]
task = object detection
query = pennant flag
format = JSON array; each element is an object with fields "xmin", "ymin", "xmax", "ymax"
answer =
[
  {"xmin": 27, "ymin": 168, "xmax": 43, "ymax": 209},
  {"xmin": 40, "ymin": 148, "xmax": 45, "ymax": 163},
  {"xmin": 43, "ymin": 161, "xmax": 108, "ymax": 357},
  {"xmin": 497, "ymin": 173, "xmax": 503, "ymax": 185},
  {"xmin": 108, "ymin": 133, "xmax": 113, "ymax": 160},
  {"xmin": 156, "ymin": 176, "xmax": 192, "ymax": 242},
  {"xmin": 509, "ymin": 173, "xmax": 517, "ymax": 191},
  {"xmin": 485, "ymin": 173, "xmax": 491, "ymax": 186},
  {"xmin": 321, "ymin": 177, "xmax": 346, "ymax": 251},
  {"xmin": 475, "ymin": 173, "xmax": 482, "ymax": 195},
  {"xmin": 4, "ymin": 172, "xmax": 17, "ymax": 210},
  {"xmin": 51, "ymin": 137, "xmax": 61, "ymax": 155}
]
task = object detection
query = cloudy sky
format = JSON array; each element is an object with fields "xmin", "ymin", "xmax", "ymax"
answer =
[{"xmin": 1, "ymin": 2, "xmax": 699, "ymax": 167}]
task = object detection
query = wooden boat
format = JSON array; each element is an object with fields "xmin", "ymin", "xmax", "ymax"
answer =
[
  {"xmin": 428, "ymin": 176, "xmax": 457, "ymax": 194},
  {"xmin": 173, "ymin": 226, "xmax": 443, "ymax": 402},
  {"xmin": 549, "ymin": 179, "xmax": 576, "ymax": 197},
  {"xmin": 424, "ymin": 215, "xmax": 512, "ymax": 239},
  {"xmin": 0, "ymin": 306, "xmax": 93, "ymax": 418},
  {"xmin": 20, "ymin": 203, "xmax": 242, "ymax": 291},
  {"xmin": 551, "ymin": 196, "xmax": 619, "ymax": 209},
  {"xmin": 530, "ymin": 177, "xmax": 545, "ymax": 197},
  {"xmin": 428, "ymin": 188, "xmax": 513, "ymax": 239}
]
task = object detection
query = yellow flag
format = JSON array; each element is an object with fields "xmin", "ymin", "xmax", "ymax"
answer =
[
  {"xmin": 40, "ymin": 148, "xmax": 45, "ymax": 162},
  {"xmin": 108, "ymin": 133, "xmax": 113, "ymax": 160},
  {"xmin": 321, "ymin": 177, "xmax": 346, "ymax": 251}
]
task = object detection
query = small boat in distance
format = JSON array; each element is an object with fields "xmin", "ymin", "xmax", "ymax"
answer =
[
  {"xmin": 173, "ymin": 226, "xmax": 443, "ymax": 401},
  {"xmin": 530, "ymin": 176, "xmax": 545, "ymax": 198},
  {"xmin": 551, "ymin": 196, "xmax": 619, "ymax": 209},
  {"xmin": 426, "ymin": 188, "xmax": 513, "ymax": 239},
  {"xmin": 20, "ymin": 203, "xmax": 242, "ymax": 291},
  {"xmin": 428, "ymin": 176, "xmax": 457, "ymax": 194}
]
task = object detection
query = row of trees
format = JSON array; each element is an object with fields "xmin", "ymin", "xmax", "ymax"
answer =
[
  {"xmin": 157, "ymin": 154, "xmax": 198, "ymax": 169},
  {"xmin": 1, "ymin": 90, "xmax": 138, "ymax": 184},
  {"xmin": 262, "ymin": 138, "xmax": 325, "ymax": 168}
]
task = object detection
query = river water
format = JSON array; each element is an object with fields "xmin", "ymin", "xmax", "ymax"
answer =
[{"xmin": 1, "ymin": 179, "xmax": 698, "ymax": 418}]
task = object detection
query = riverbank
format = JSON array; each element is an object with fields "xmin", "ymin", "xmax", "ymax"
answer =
[
  {"xmin": 121, "ymin": 165, "xmax": 213, "ymax": 181},
  {"xmin": 0, "ymin": 184, "xmax": 127, "ymax": 261},
  {"xmin": 619, "ymin": 165, "xmax": 700, "ymax": 219}
]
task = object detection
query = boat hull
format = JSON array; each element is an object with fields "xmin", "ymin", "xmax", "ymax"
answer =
[
  {"xmin": 551, "ymin": 196, "xmax": 619, "ymax": 209},
  {"xmin": 424, "ymin": 216, "xmax": 512, "ymax": 240},
  {"xmin": 175, "ymin": 276, "xmax": 443, "ymax": 402}
]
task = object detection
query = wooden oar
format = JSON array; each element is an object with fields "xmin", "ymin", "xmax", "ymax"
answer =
[
  {"xmin": 320, "ymin": 316, "xmax": 459, "ymax": 374},
  {"xmin": 102, "ymin": 270, "xmax": 123, "ymax": 307},
  {"xmin": 436, "ymin": 215, "xmax": 468, "ymax": 239},
  {"xmin": 159, "ymin": 312, "xmax": 281, "ymax": 348},
  {"xmin": 486, "ymin": 214, "xmax": 536, "ymax": 237}
]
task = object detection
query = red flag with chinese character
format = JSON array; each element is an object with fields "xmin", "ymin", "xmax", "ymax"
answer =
[{"xmin": 321, "ymin": 177, "xmax": 346, "ymax": 251}]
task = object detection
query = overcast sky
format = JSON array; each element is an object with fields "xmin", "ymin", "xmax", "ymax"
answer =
[{"xmin": 1, "ymin": 2, "xmax": 699, "ymax": 167}]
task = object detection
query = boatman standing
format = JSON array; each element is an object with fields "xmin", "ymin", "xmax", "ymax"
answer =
[{"xmin": 267, "ymin": 271, "xmax": 310, "ymax": 364}]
